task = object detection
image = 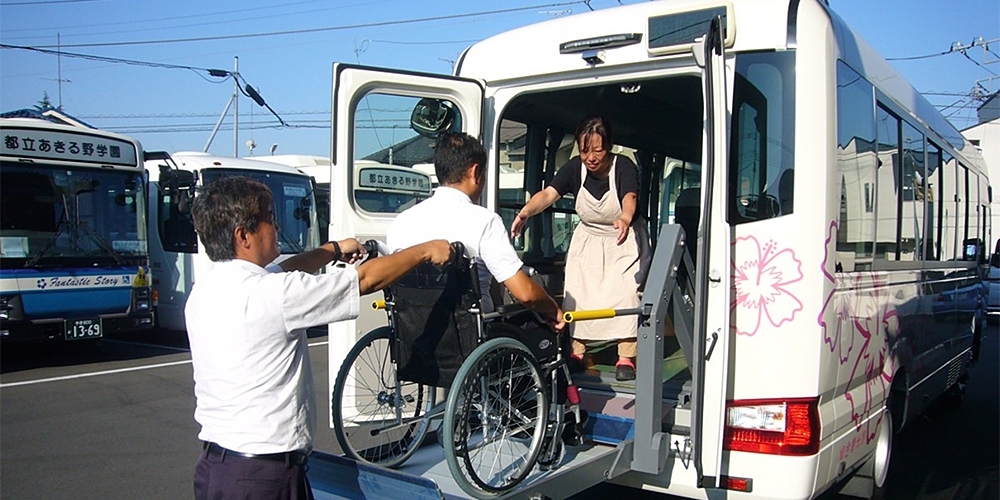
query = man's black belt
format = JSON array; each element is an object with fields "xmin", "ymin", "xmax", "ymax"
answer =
[{"xmin": 203, "ymin": 441, "xmax": 309, "ymax": 466}]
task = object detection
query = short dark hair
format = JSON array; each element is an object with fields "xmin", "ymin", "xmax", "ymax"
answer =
[
  {"xmin": 191, "ymin": 176, "xmax": 273, "ymax": 262},
  {"xmin": 574, "ymin": 115, "xmax": 613, "ymax": 150},
  {"xmin": 433, "ymin": 132, "xmax": 487, "ymax": 186}
]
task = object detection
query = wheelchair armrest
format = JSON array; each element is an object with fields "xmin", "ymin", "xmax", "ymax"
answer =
[{"xmin": 494, "ymin": 302, "xmax": 528, "ymax": 317}]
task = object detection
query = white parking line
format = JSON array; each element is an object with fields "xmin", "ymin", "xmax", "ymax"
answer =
[{"xmin": 0, "ymin": 340, "xmax": 329, "ymax": 388}]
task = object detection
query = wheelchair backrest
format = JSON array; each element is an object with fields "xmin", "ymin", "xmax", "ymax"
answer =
[{"xmin": 384, "ymin": 245, "xmax": 482, "ymax": 388}]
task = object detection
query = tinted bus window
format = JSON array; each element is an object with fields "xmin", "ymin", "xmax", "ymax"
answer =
[{"xmin": 836, "ymin": 61, "xmax": 877, "ymax": 270}]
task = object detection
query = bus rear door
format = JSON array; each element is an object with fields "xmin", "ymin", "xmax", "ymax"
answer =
[{"xmin": 329, "ymin": 63, "xmax": 484, "ymax": 427}]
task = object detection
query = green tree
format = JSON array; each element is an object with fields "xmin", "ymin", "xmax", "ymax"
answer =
[{"xmin": 34, "ymin": 92, "xmax": 59, "ymax": 111}]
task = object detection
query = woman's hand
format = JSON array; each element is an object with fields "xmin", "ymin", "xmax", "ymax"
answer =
[
  {"xmin": 613, "ymin": 217, "xmax": 631, "ymax": 245},
  {"xmin": 510, "ymin": 211, "xmax": 529, "ymax": 238}
]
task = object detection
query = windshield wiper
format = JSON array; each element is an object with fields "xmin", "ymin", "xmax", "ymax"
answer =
[
  {"xmin": 277, "ymin": 228, "xmax": 304, "ymax": 254},
  {"xmin": 77, "ymin": 219, "xmax": 125, "ymax": 265},
  {"xmin": 24, "ymin": 190, "xmax": 126, "ymax": 267},
  {"xmin": 25, "ymin": 195, "xmax": 70, "ymax": 268}
]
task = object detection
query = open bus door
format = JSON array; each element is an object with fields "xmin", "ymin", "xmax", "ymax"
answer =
[
  {"xmin": 627, "ymin": 17, "xmax": 732, "ymax": 490},
  {"xmin": 328, "ymin": 63, "xmax": 484, "ymax": 427},
  {"xmin": 330, "ymin": 63, "xmax": 484, "ymax": 244},
  {"xmin": 689, "ymin": 17, "xmax": 733, "ymax": 489}
]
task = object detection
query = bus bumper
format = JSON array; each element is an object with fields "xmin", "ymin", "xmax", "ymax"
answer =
[{"xmin": 0, "ymin": 312, "xmax": 155, "ymax": 342}]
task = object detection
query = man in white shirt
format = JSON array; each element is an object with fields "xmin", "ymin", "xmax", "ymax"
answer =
[
  {"xmin": 387, "ymin": 132, "xmax": 564, "ymax": 331},
  {"xmin": 185, "ymin": 175, "xmax": 452, "ymax": 500}
]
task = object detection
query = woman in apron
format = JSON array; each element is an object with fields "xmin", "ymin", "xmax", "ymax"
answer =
[{"xmin": 510, "ymin": 116, "xmax": 641, "ymax": 381}]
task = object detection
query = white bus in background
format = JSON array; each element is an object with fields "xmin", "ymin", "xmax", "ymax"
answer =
[
  {"xmin": 145, "ymin": 152, "xmax": 321, "ymax": 331},
  {"xmin": 322, "ymin": 0, "xmax": 992, "ymax": 498},
  {"xmin": 256, "ymin": 154, "xmax": 432, "ymax": 357}
]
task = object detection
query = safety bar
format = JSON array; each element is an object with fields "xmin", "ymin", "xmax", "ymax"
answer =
[{"xmin": 563, "ymin": 308, "xmax": 642, "ymax": 323}]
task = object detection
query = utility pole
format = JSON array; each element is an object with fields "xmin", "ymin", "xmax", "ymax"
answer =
[
  {"xmin": 233, "ymin": 56, "xmax": 239, "ymax": 157},
  {"xmin": 57, "ymin": 33, "xmax": 62, "ymax": 108},
  {"xmin": 204, "ymin": 56, "xmax": 240, "ymax": 154}
]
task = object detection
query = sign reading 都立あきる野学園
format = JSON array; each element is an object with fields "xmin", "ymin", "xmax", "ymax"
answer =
[{"xmin": 1, "ymin": 127, "xmax": 138, "ymax": 167}]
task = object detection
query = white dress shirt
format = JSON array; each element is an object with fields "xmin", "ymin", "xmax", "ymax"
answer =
[
  {"xmin": 185, "ymin": 259, "xmax": 360, "ymax": 454},
  {"xmin": 387, "ymin": 186, "xmax": 523, "ymax": 312}
]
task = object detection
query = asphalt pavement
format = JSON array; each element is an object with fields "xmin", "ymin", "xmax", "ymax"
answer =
[{"xmin": 1, "ymin": 326, "xmax": 996, "ymax": 499}]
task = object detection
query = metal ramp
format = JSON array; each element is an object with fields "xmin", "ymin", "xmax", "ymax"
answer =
[
  {"xmin": 310, "ymin": 439, "xmax": 625, "ymax": 500},
  {"xmin": 312, "ymin": 224, "xmax": 699, "ymax": 500}
]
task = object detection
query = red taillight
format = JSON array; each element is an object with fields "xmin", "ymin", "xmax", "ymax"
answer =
[
  {"xmin": 723, "ymin": 397, "xmax": 819, "ymax": 456},
  {"xmin": 721, "ymin": 476, "xmax": 752, "ymax": 492}
]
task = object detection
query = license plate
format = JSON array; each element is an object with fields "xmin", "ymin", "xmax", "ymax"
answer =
[{"xmin": 65, "ymin": 318, "xmax": 102, "ymax": 340}]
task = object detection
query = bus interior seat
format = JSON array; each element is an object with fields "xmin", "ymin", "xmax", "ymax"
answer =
[{"xmin": 674, "ymin": 187, "xmax": 701, "ymax": 267}]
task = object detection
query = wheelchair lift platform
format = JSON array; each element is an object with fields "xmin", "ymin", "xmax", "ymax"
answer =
[
  {"xmin": 310, "ymin": 425, "xmax": 630, "ymax": 500},
  {"xmin": 313, "ymin": 225, "xmax": 700, "ymax": 500}
]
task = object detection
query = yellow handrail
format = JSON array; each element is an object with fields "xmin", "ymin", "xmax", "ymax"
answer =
[{"xmin": 563, "ymin": 307, "xmax": 641, "ymax": 323}]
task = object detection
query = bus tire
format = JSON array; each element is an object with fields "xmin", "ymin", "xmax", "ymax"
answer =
[{"xmin": 836, "ymin": 406, "xmax": 891, "ymax": 499}]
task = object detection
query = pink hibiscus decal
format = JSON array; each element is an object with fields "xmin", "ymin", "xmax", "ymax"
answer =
[
  {"xmin": 817, "ymin": 220, "xmax": 895, "ymax": 440},
  {"xmin": 731, "ymin": 235, "xmax": 804, "ymax": 336}
]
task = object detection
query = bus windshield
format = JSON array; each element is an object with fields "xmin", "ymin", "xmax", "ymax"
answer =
[
  {"xmin": 0, "ymin": 161, "xmax": 147, "ymax": 265},
  {"xmin": 201, "ymin": 169, "xmax": 315, "ymax": 253}
]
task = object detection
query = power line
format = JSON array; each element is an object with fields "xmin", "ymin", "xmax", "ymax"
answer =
[
  {"xmin": 1, "ymin": 0, "xmax": 102, "ymax": 5},
  {"xmin": 886, "ymin": 50, "xmax": 951, "ymax": 61},
  {"xmin": 32, "ymin": 1, "xmax": 587, "ymax": 49},
  {"xmin": 1, "ymin": 0, "xmax": 329, "ymax": 33},
  {"xmin": 0, "ymin": 43, "xmax": 230, "ymax": 80}
]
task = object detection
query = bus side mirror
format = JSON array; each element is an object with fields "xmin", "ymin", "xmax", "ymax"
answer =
[
  {"xmin": 410, "ymin": 98, "xmax": 457, "ymax": 138},
  {"xmin": 963, "ymin": 238, "xmax": 985, "ymax": 264}
]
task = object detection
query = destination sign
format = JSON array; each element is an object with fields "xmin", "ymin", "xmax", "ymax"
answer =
[
  {"xmin": 1, "ymin": 127, "xmax": 138, "ymax": 167},
  {"xmin": 358, "ymin": 167, "xmax": 431, "ymax": 193}
]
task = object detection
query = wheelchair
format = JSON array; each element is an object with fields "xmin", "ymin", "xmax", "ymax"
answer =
[{"xmin": 331, "ymin": 242, "xmax": 583, "ymax": 499}]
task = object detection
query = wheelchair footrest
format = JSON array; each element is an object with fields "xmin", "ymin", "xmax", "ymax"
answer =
[{"xmin": 584, "ymin": 412, "xmax": 635, "ymax": 445}]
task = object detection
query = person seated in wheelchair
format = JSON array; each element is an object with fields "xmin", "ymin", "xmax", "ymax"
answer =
[
  {"xmin": 387, "ymin": 132, "xmax": 565, "ymax": 333},
  {"xmin": 385, "ymin": 132, "xmax": 586, "ymax": 458}
]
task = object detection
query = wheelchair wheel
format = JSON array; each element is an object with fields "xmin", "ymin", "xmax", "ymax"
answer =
[
  {"xmin": 332, "ymin": 327, "xmax": 433, "ymax": 468},
  {"xmin": 444, "ymin": 337, "xmax": 549, "ymax": 499}
]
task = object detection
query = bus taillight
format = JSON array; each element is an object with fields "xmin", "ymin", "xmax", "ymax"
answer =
[{"xmin": 723, "ymin": 397, "xmax": 819, "ymax": 456}]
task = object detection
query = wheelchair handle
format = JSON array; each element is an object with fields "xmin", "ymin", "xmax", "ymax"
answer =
[
  {"xmin": 449, "ymin": 241, "xmax": 466, "ymax": 266},
  {"xmin": 372, "ymin": 299, "xmax": 386, "ymax": 310},
  {"xmin": 563, "ymin": 307, "xmax": 642, "ymax": 323}
]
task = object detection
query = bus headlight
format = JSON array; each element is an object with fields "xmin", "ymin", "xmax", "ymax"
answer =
[{"xmin": 0, "ymin": 295, "xmax": 23, "ymax": 321}]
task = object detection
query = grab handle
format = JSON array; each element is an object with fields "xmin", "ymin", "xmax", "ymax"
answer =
[{"xmin": 563, "ymin": 307, "xmax": 642, "ymax": 323}]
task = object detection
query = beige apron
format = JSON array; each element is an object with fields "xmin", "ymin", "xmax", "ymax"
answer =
[{"xmin": 563, "ymin": 155, "xmax": 639, "ymax": 341}]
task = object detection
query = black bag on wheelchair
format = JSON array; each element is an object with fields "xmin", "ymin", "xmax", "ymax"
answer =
[
  {"xmin": 486, "ymin": 311, "xmax": 560, "ymax": 364},
  {"xmin": 386, "ymin": 254, "xmax": 481, "ymax": 388}
]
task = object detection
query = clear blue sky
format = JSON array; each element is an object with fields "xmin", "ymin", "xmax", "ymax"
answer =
[{"xmin": 1, "ymin": 0, "xmax": 997, "ymax": 158}]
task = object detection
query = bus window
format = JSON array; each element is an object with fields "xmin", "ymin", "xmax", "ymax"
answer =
[
  {"xmin": 728, "ymin": 51, "xmax": 795, "ymax": 224},
  {"xmin": 836, "ymin": 61, "xmax": 877, "ymax": 271},
  {"xmin": 926, "ymin": 142, "xmax": 942, "ymax": 261},
  {"xmin": 351, "ymin": 92, "xmax": 448, "ymax": 215},
  {"xmin": 900, "ymin": 120, "xmax": 925, "ymax": 260},
  {"xmin": 875, "ymin": 105, "xmax": 900, "ymax": 261},
  {"xmin": 941, "ymin": 152, "xmax": 959, "ymax": 261}
]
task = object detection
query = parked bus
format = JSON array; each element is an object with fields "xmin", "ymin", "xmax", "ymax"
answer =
[
  {"xmin": 255, "ymin": 155, "xmax": 432, "ymax": 245},
  {"xmin": 256, "ymin": 155, "xmax": 433, "ymax": 388},
  {"xmin": 320, "ymin": 0, "xmax": 992, "ymax": 499},
  {"xmin": 0, "ymin": 110, "xmax": 154, "ymax": 342},
  {"xmin": 145, "ymin": 152, "xmax": 321, "ymax": 331}
]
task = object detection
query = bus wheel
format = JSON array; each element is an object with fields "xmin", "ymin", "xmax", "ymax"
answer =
[{"xmin": 870, "ymin": 408, "xmax": 892, "ymax": 498}]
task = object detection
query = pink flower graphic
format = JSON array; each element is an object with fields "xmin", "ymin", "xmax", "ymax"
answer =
[
  {"xmin": 731, "ymin": 235, "xmax": 804, "ymax": 336},
  {"xmin": 818, "ymin": 220, "xmax": 895, "ymax": 440}
]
